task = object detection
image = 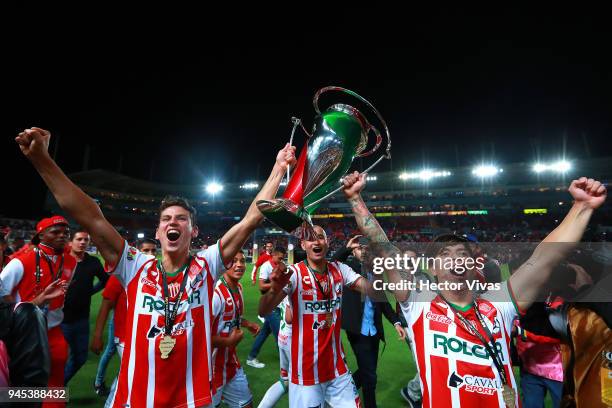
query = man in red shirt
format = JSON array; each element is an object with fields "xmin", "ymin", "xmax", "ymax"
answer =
[
  {"xmin": 1, "ymin": 215, "xmax": 77, "ymax": 408},
  {"xmin": 250, "ymin": 241, "xmax": 273, "ymax": 285}
]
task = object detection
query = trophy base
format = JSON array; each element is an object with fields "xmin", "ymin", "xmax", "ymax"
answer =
[{"xmin": 256, "ymin": 198, "xmax": 316, "ymax": 239}]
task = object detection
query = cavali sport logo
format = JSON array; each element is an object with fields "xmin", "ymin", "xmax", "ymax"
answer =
[{"xmin": 447, "ymin": 371, "xmax": 500, "ymax": 396}]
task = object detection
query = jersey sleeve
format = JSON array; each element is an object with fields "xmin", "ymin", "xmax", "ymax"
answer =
[
  {"xmin": 282, "ymin": 265, "xmax": 299, "ymax": 296},
  {"xmin": 336, "ymin": 261, "xmax": 361, "ymax": 288},
  {"xmin": 258, "ymin": 262, "xmax": 273, "ymax": 281},
  {"xmin": 102, "ymin": 275, "xmax": 123, "ymax": 304},
  {"xmin": 196, "ymin": 240, "xmax": 226, "ymax": 281},
  {"xmin": 212, "ymin": 290, "xmax": 224, "ymax": 320},
  {"xmin": 0, "ymin": 258, "xmax": 24, "ymax": 296},
  {"xmin": 105, "ymin": 241, "xmax": 155, "ymax": 288}
]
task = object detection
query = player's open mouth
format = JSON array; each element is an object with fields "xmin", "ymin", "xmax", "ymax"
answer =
[
  {"xmin": 449, "ymin": 268, "xmax": 464, "ymax": 276},
  {"xmin": 167, "ymin": 229, "xmax": 181, "ymax": 242},
  {"xmin": 312, "ymin": 246, "xmax": 323, "ymax": 254}
]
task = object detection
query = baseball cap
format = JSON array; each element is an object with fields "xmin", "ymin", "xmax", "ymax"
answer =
[{"xmin": 36, "ymin": 216, "xmax": 69, "ymax": 234}]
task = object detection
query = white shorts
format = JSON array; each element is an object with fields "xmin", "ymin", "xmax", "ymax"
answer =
[
  {"xmin": 212, "ymin": 368, "xmax": 252, "ymax": 408},
  {"xmin": 288, "ymin": 373, "xmax": 361, "ymax": 408}
]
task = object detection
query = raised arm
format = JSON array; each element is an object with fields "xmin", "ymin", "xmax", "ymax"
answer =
[
  {"xmin": 342, "ymin": 172, "xmax": 409, "ymax": 301},
  {"xmin": 510, "ymin": 177, "xmax": 606, "ymax": 311},
  {"xmin": 16, "ymin": 128, "xmax": 123, "ymax": 266},
  {"xmin": 219, "ymin": 144, "xmax": 296, "ymax": 265}
]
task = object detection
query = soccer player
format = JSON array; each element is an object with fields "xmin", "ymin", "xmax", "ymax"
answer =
[
  {"xmin": 259, "ymin": 222, "xmax": 378, "ymax": 407},
  {"xmin": 211, "ymin": 251, "xmax": 260, "ymax": 408},
  {"xmin": 341, "ymin": 171, "xmax": 607, "ymax": 408},
  {"xmin": 16, "ymin": 127, "xmax": 295, "ymax": 408},
  {"xmin": 246, "ymin": 246, "xmax": 285, "ymax": 368},
  {"xmin": 1, "ymin": 215, "xmax": 76, "ymax": 408},
  {"xmin": 250, "ymin": 241, "xmax": 273, "ymax": 285},
  {"xmin": 257, "ymin": 296, "xmax": 292, "ymax": 408}
]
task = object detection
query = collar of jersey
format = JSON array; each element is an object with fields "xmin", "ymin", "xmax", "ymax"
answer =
[
  {"xmin": 447, "ymin": 301, "xmax": 473, "ymax": 313},
  {"xmin": 158, "ymin": 259, "xmax": 189, "ymax": 277}
]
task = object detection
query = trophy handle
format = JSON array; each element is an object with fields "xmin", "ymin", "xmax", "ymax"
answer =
[
  {"xmin": 356, "ymin": 124, "xmax": 383, "ymax": 158},
  {"xmin": 313, "ymin": 86, "xmax": 391, "ymax": 160}
]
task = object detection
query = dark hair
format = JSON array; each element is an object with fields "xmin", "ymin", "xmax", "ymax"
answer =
[
  {"xmin": 273, "ymin": 246, "xmax": 286, "ymax": 255},
  {"xmin": 159, "ymin": 196, "xmax": 197, "ymax": 226},
  {"xmin": 426, "ymin": 234, "xmax": 473, "ymax": 258},
  {"xmin": 71, "ymin": 229, "xmax": 89, "ymax": 239},
  {"xmin": 137, "ymin": 238, "xmax": 158, "ymax": 250}
]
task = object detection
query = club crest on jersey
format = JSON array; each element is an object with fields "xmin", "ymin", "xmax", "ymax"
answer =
[
  {"xmin": 447, "ymin": 371, "xmax": 500, "ymax": 396},
  {"xmin": 168, "ymin": 282, "xmax": 180, "ymax": 298},
  {"xmin": 302, "ymin": 275, "xmax": 312, "ymax": 286}
]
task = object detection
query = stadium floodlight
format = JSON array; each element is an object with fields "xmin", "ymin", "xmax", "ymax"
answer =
[
  {"xmin": 550, "ymin": 160, "xmax": 571, "ymax": 173},
  {"xmin": 472, "ymin": 165, "xmax": 502, "ymax": 178},
  {"xmin": 532, "ymin": 160, "xmax": 572, "ymax": 174},
  {"xmin": 532, "ymin": 163, "xmax": 548, "ymax": 173},
  {"xmin": 240, "ymin": 182, "xmax": 259, "ymax": 190},
  {"xmin": 399, "ymin": 169, "xmax": 452, "ymax": 181},
  {"xmin": 137, "ymin": 233, "xmax": 145, "ymax": 239},
  {"xmin": 205, "ymin": 181, "xmax": 223, "ymax": 195},
  {"xmin": 366, "ymin": 175, "xmax": 377, "ymax": 181}
]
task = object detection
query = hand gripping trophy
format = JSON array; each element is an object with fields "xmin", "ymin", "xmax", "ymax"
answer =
[{"xmin": 257, "ymin": 86, "xmax": 391, "ymax": 238}]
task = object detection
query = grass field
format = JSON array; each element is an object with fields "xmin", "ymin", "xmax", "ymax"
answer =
[{"xmin": 65, "ymin": 264, "xmax": 552, "ymax": 407}]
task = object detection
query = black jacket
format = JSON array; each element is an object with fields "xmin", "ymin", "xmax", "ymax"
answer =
[{"xmin": 332, "ymin": 246, "xmax": 401, "ymax": 342}]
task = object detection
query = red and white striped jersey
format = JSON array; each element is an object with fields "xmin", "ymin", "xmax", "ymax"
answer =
[
  {"xmin": 106, "ymin": 241, "xmax": 225, "ymax": 408},
  {"xmin": 211, "ymin": 279, "xmax": 244, "ymax": 392},
  {"xmin": 283, "ymin": 261, "xmax": 361, "ymax": 385},
  {"xmin": 399, "ymin": 281, "xmax": 521, "ymax": 408}
]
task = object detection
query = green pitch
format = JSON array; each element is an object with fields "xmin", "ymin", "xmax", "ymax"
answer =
[{"xmin": 64, "ymin": 264, "xmax": 551, "ymax": 407}]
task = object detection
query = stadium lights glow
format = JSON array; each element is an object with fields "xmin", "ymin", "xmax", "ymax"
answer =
[
  {"xmin": 205, "ymin": 182, "xmax": 223, "ymax": 195},
  {"xmin": 366, "ymin": 175, "xmax": 377, "ymax": 181},
  {"xmin": 137, "ymin": 233, "xmax": 145, "ymax": 239},
  {"xmin": 532, "ymin": 160, "xmax": 572, "ymax": 174},
  {"xmin": 399, "ymin": 169, "xmax": 451, "ymax": 181},
  {"xmin": 240, "ymin": 182, "xmax": 259, "ymax": 190},
  {"xmin": 472, "ymin": 165, "xmax": 502, "ymax": 178}
]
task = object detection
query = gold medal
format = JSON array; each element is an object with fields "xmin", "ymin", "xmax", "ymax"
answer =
[
  {"xmin": 501, "ymin": 384, "xmax": 515, "ymax": 408},
  {"xmin": 159, "ymin": 334, "xmax": 176, "ymax": 359}
]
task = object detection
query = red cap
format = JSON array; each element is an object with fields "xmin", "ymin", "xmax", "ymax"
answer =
[{"xmin": 36, "ymin": 216, "xmax": 69, "ymax": 234}]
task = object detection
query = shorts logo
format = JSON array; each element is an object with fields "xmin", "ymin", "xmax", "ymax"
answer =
[{"xmin": 447, "ymin": 371, "xmax": 500, "ymax": 396}]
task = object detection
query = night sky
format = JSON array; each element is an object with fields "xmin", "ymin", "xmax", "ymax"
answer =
[{"xmin": 3, "ymin": 10, "xmax": 611, "ymax": 218}]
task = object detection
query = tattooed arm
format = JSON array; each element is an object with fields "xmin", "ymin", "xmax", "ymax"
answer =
[
  {"xmin": 342, "ymin": 172, "xmax": 410, "ymax": 302},
  {"xmin": 343, "ymin": 172, "xmax": 389, "ymax": 243}
]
